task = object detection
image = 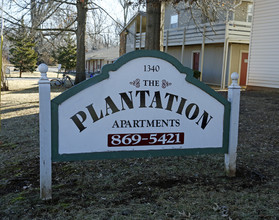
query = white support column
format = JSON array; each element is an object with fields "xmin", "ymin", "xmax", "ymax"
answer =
[
  {"xmin": 139, "ymin": 15, "xmax": 142, "ymax": 50},
  {"xmin": 180, "ymin": 28, "xmax": 186, "ymax": 63},
  {"xmin": 200, "ymin": 25, "xmax": 206, "ymax": 81},
  {"xmin": 221, "ymin": 22, "xmax": 229, "ymax": 89},
  {"xmin": 165, "ymin": 30, "xmax": 169, "ymax": 53},
  {"xmin": 133, "ymin": 21, "xmax": 136, "ymax": 50},
  {"xmin": 39, "ymin": 63, "xmax": 52, "ymax": 200},
  {"xmin": 225, "ymin": 72, "xmax": 241, "ymax": 177}
]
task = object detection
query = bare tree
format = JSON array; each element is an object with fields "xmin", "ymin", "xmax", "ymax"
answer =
[
  {"xmin": 3, "ymin": 0, "xmax": 91, "ymax": 84},
  {"xmin": 118, "ymin": 0, "xmax": 133, "ymax": 27},
  {"xmin": 86, "ymin": 9, "xmax": 113, "ymax": 50}
]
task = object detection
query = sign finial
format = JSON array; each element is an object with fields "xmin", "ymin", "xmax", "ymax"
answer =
[
  {"xmin": 39, "ymin": 63, "xmax": 48, "ymax": 80},
  {"xmin": 231, "ymin": 72, "xmax": 239, "ymax": 87}
]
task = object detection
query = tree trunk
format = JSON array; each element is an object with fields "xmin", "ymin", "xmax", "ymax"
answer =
[
  {"xmin": 75, "ymin": 0, "xmax": 87, "ymax": 84},
  {"xmin": 1, "ymin": 70, "xmax": 9, "ymax": 91},
  {"xmin": 119, "ymin": 31, "xmax": 127, "ymax": 56},
  {"xmin": 145, "ymin": 0, "xmax": 161, "ymax": 50},
  {"xmin": 30, "ymin": 0, "xmax": 37, "ymax": 34}
]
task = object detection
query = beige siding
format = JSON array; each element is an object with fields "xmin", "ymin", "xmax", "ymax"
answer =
[
  {"xmin": 247, "ymin": 0, "xmax": 279, "ymax": 88},
  {"xmin": 228, "ymin": 44, "xmax": 249, "ymax": 85},
  {"xmin": 167, "ymin": 44, "xmax": 224, "ymax": 85}
]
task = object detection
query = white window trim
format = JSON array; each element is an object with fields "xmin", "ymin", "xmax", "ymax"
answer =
[
  {"xmin": 170, "ymin": 14, "xmax": 178, "ymax": 29},
  {"xmin": 247, "ymin": 3, "xmax": 253, "ymax": 22}
]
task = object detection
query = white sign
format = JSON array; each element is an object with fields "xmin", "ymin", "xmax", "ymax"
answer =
[
  {"xmin": 51, "ymin": 51, "xmax": 230, "ymax": 161},
  {"xmin": 40, "ymin": 54, "xmax": 240, "ymax": 199}
]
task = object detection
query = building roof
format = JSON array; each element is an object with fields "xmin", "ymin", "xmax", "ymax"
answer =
[
  {"xmin": 120, "ymin": 11, "xmax": 146, "ymax": 34},
  {"xmin": 86, "ymin": 46, "xmax": 119, "ymax": 61}
]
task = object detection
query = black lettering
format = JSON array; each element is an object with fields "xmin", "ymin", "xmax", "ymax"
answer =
[
  {"xmin": 149, "ymin": 91, "xmax": 163, "ymax": 109},
  {"xmin": 105, "ymin": 96, "xmax": 120, "ymax": 116},
  {"xmin": 86, "ymin": 103, "xmax": 104, "ymax": 122},
  {"xmin": 70, "ymin": 111, "xmax": 87, "ymax": 132},
  {"xmin": 150, "ymin": 80, "xmax": 155, "ymax": 86},
  {"xmin": 196, "ymin": 111, "xmax": 213, "ymax": 129},
  {"xmin": 176, "ymin": 97, "xmax": 187, "ymax": 114},
  {"xmin": 162, "ymin": 119, "xmax": 168, "ymax": 127},
  {"xmin": 112, "ymin": 120, "xmax": 119, "ymax": 128},
  {"xmin": 119, "ymin": 91, "xmax": 133, "ymax": 110},
  {"xmin": 155, "ymin": 119, "xmax": 161, "ymax": 127},
  {"xmin": 126, "ymin": 120, "xmax": 132, "ymax": 128},
  {"xmin": 175, "ymin": 119, "xmax": 180, "ymax": 127},
  {"xmin": 169, "ymin": 119, "xmax": 174, "ymax": 127},
  {"xmin": 120, "ymin": 120, "xmax": 127, "ymax": 128},
  {"xmin": 147, "ymin": 120, "xmax": 154, "ymax": 127},
  {"xmin": 133, "ymin": 120, "xmax": 140, "ymax": 127},
  {"xmin": 165, "ymin": 93, "xmax": 178, "ymax": 111},
  {"xmin": 136, "ymin": 90, "xmax": 150, "ymax": 108},
  {"xmin": 139, "ymin": 120, "xmax": 144, "ymax": 127},
  {"xmin": 185, "ymin": 103, "xmax": 199, "ymax": 120}
]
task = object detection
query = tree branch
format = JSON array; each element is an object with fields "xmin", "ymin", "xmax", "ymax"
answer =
[
  {"xmin": 88, "ymin": 0, "xmax": 125, "ymax": 30},
  {"xmin": 37, "ymin": 28, "xmax": 76, "ymax": 32}
]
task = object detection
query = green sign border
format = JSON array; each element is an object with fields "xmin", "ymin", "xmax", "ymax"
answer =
[{"xmin": 51, "ymin": 50, "xmax": 230, "ymax": 162}]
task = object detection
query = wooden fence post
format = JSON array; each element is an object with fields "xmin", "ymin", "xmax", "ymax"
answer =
[
  {"xmin": 39, "ymin": 63, "xmax": 52, "ymax": 200},
  {"xmin": 225, "ymin": 72, "xmax": 241, "ymax": 177}
]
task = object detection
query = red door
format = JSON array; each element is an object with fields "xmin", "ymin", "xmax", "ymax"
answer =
[
  {"xmin": 240, "ymin": 52, "xmax": 248, "ymax": 86},
  {"xmin": 192, "ymin": 52, "xmax": 200, "ymax": 71}
]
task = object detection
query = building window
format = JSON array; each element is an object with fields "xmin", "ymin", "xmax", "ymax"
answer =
[
  {"xmin": 247, "ymin": 4, "xmax": 253, "ymax": 22},
  {"xmin": 170, "ymin": 14, "xmax": 178, "ymax": 28}
]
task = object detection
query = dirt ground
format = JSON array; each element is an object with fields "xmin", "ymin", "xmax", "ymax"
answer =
[{"xmin": 0, "ymin": 76, "xmax": 279, "ymax": 219}]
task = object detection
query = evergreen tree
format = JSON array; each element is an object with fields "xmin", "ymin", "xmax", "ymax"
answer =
[
  {"xmin": 9, "ymin": 24, "xmax": 38, "ymax": 78},
  {"xmin": 52, "ymin": 36, "xmax": 77, "ymax": 72}
]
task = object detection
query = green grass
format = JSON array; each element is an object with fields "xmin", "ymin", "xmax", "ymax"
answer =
[{"xmin": 1, "ymin": 79, "xmax": 279, "ymax": 219}]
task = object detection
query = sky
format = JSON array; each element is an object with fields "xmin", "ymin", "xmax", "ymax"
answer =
[
  {"xmin": 97, "ymin": 0, "xmax": 125, "ymax": 22},
  {"xmin": 96, "ymin": 0, "xmax": 145, "ymax": 26}
]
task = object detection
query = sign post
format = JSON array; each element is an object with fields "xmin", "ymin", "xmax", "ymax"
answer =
[
  {"xmin": 39, "ymin": 64, "xmax": 52, "ymax": 200},
  {"xmin": 225, "ymin": 72, "xmax": 241, "ymax": 177}
]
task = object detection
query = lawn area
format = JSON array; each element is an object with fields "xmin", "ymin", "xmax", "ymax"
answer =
[{"xmin": 0, "ymin": 77, "xmax": 279, "ymax": 219}]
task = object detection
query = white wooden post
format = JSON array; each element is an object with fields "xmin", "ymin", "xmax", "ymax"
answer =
[
  {"xmin": 139, "ymin": 14, "xmax": 142, "ymax": 49},
  {"xmin": 200, "ymin": 25, "xmax": 206, "ymax": 81},
  {"xmin": 221, "ymin": 22, "xmax": 229, "ymax": 89},
  {"xmin": 39, "ymin": 63, "xmax": 52, "ymax": 200},
  {"xmin": 180, "ymin": 28, "xmax": 186, "ymax": 63},
  {"xmin": 165, "ymin": 30, "xmax": 169, "ymax": 53},
  {"xmin": 225, "ymin": 72, "xmax": 241, "ymax": 177}
]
